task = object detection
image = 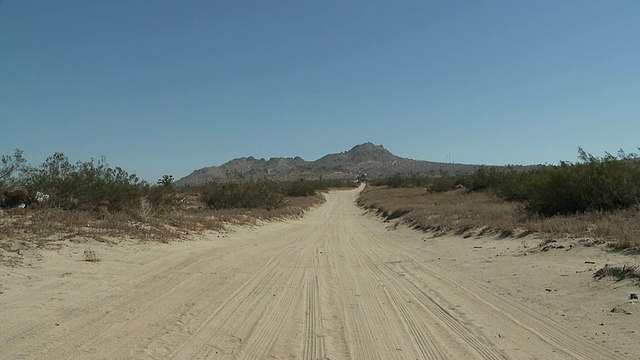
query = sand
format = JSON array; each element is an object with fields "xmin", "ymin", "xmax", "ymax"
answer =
[{"xmin": 0, "ymin": 187, "xmax": 638, "ymax": 359}]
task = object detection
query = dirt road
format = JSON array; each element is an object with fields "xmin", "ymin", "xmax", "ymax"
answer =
[{"xmin": 0, "ymin": 188, "xmax": 626, "ymax": 359}]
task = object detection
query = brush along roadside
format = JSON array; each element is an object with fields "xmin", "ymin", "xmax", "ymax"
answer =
[
  {"xmin": 0, "ymin": 193, "xmax": 325, "ymax": 267},
  {"xmin": 357, "ymin": 185, "xmax": 640, "ymax": 249}
]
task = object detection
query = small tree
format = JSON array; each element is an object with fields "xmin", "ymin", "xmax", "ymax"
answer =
[
  {"xmin": 157, "ymin": 175, "xmax": 174, "ymax": 187},
  {"xmin": 0, "ymin": 149, "xmax": 28, "ymax": 190},
  {"xmin": 147, "ymin": 175, "xmax": 176, "ymax": 209}
]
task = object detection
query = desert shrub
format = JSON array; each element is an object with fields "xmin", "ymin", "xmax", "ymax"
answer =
[
  {"xmin": 460, "ymin": 166, "xmax": 504, "ymax": 192},
  {"xmin": 454, "ymin": 149, "xmax": 640, "ymax": 217},
  {"xmin": 367, "ymin": 148, "xmax": 640, "ymax": 217},
  {"xmin": 427, "ymin": 175, "xmax": 460, "ymax": 192},
  {"xmin": 283, "ymin": 179, "xmax": 316, "ymax": 197},
  {"xmin": 382, "ymin": 173, "xmax": 406, "ymax": 188},
  {"xmin": 83, "ymin": 249, "xmax": 102, "ymax": 262},
  {"xmin": 0, "ymin": 149, "xmax": 28, "ymax": 205},
  {"xmin": 491, "ymin": 171, "xmax": 530, "ymax": 202},
  {"xmin": 370, "ymin": 173, "xmax": 434, "ymax": 188},
  {"xmin": 499, "ymin": 149, "xmax": 640, "ymax": 216},
  {"xmin": 25, "ymin": 153, "xmax": 144, "ymax": 211},
  {"xmin": 2, "ymin": 187, "xmax": 29, "ymax": 207},
  {"xmin": 201, "ymin": 178, "xmax": 284, "ymax": 210},
  {"xmin": 521, "ymin": 162, "xmax": 588, "ymax": 216},
  {"xmin": 593, "ymin": 264, "xmax": 640, "ymax": 284},
  {"xmin": 369, "ymin": 173, "xmax": 457, "ymax": 191},
  {"xmin": 0, "ymin": 149, "xmax": 27, "ymax": 185},
  {"xmin": 308, "ymin": 178, "xmax": 359, "ymax": 190},
  {"xmin": 143, "ymin": 175, "xmax": 177, "ymax": 210}
]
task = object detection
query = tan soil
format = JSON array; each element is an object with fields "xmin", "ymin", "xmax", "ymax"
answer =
[{"xmin": 0, "ymin": 187, "xmax": 637, "ymax": 359}]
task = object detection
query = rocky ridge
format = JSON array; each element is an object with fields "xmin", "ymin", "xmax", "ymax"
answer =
[{"xmin": 175, "ymin": 142, "xmax": 479, "ymax": 186}]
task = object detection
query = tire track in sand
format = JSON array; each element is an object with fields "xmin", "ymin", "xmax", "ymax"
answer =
[
  {"xmin": 302, "ymin": 273, "xmax": 326, "ymax": 360},
  {"xmin": 235, "ymin": 247, "xmax": 308, "ymax": 359},
  {"xmin": 169, "ymin": 223, "xmax": 317, "ymax": 360},
  {"xmin": 1, "ymin": 186, "xmax": 625, "ymax": 359},
  {"xmin": 393, "ymin": 249, "xmax": 624, "ymax": 360},
  {"xmin": 348, "ymin": 232, "xmax": 500, "ymax": 359}
]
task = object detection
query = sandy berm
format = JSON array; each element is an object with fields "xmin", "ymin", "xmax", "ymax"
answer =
[{"xmin": 1, "ymin": 187, "xmax": 637, "ymax": 359}]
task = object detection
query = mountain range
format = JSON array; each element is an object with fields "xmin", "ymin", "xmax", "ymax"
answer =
[{"xmin": 175, "ymin": 143, "xmax": 485, "ymax": 186}]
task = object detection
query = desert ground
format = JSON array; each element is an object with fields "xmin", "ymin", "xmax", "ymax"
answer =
[{"xmin": 1, "ymin": 187, "xmax": 638, "ymax": 359}]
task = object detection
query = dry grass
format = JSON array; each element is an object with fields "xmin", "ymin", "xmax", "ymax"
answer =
[
  {"xmin": 358, "ymin": 185, "xmax": 640, "ymax": 248},
  {"xmin": 593, "ymin": 264, "xmax": 640, "ymax": 285},
  {"xmin": 83, "ymin": 249, "xmax": 101, "ymax": 262},
  {"xmin": 0, "ymin": 193, "xmax": 325, "ymax": 251},
  {"xmin": 358, "ymin": 186, "xmax": 520, "ymax": 232}
]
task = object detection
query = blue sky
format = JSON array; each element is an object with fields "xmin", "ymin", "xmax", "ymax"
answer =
[{"xmin": 2, "ymin": 1, "xmax": 639, "ymax": 182}]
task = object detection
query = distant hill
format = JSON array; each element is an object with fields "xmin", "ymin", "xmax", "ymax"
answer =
[{"xmin": 175, "ymin": 142, "xmax": 482, "ymax": 186}]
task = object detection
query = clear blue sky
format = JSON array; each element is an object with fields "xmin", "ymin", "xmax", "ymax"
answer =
[{"xmin": 2, "ymin": 1, "xmax": 639, "ymax": 182}]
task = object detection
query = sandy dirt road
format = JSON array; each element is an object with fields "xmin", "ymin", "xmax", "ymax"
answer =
[{"xmin": 0, "ymin": 187, "xmax": 627, "ymax": 359}]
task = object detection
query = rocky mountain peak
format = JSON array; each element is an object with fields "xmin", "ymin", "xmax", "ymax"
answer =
[
  {"xmin": 345, "ymin": 142, "xmax": 395, "ymax": 162},
  {"xmin": 175, "ymin": 142, "xmax": 479, "ymax": 186}
]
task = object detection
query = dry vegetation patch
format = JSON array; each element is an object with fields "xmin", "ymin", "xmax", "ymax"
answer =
[
  {"xmin": 593, "ymin": 264, "xmax": 640, "ymax": 284},
  {"xmin": 0, "ymin": 149, "xmax": 332, "ymax": 268},
  {"xmin": 0, "ymin": 193, "xmax": 325, "ymax": 266},
  {"xmin": 83, "ymin": 249, "xmax": 101, "ymax": 262},
  {"xmin": 358, "ymin": 186, "xmax": 520, "ymax": 232},
  {"xmin": 358, "ymin": 185, "xmax": 640, "ymax": 248}
]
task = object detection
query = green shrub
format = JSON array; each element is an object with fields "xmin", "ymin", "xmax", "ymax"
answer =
[
  {"xmin": 492, "ymin": 171, "xmax": 530, "ymax": 202},
  {"xmin": 492, "ymin": 148, "xmax": 640, "ymax": 216},
  {"xmin": 427, "ymin": 175, "xmax": 461, "ymax": 192},
  {"xmin": 283, "ymin": 179, "xmax": 316, "ymax": 197},
  {"xmin": 461, "ymin": 166, "xmax": 503, "ymax": 191},
  {"xmin": 309, "ymin": 178, "xmax": 358, "ymax": 190},
  {"xmin": 201, "ymin": 178, "xmax": 284, "ymax": 210},
  {"xmin": 144, "ymin": 175, "xmax": 177, "ymax": 210},
  {"xmin": 144, "ymin": 186, "xmax": 175, "ymax": 210},
  {"xmin": 25, "ymin": 153, "xmax": 144, "ymax": 211},
  {"xmin": 0, "ymin": 149, "xmax": 28, "ymax": 205},
  {"xmin": 385, "ymin": 173, "xmax": 406, "ymax": 188},
  {"xmin": 371, "ymin": 173, "xmax": 434, "ymax": 188}
]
